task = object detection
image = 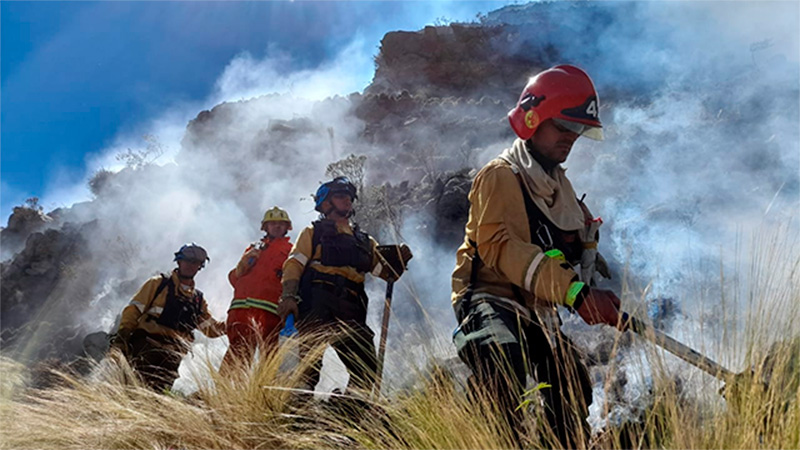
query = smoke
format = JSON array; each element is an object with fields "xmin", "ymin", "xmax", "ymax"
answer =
[{"xmin": 210, "ymin": 38, "xmax": 374, "ymax": 105}]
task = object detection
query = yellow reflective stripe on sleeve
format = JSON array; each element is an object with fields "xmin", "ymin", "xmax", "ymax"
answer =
[
  {"xmin": 582, "ymin": 242, "xmax": 598, "ymax": 249},
  {"xmin": 129, "ymin": 300, "xmax": 146, "ymax": 313},
  {"xmin": 148, "ymin": 306, "xmax": 164, "ymax": 315},
  {"xmin": 525, "ymin": 253, "xmax": 546, "ymax": 291}
]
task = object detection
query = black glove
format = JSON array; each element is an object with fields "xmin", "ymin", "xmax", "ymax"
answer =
[
  {"xmin": 109, "ymin": 330, "xmax": 131, "ymax": 356},
  {"xmin": 377, "ymin": 244, "xmax": 413, "ymax": 280}
]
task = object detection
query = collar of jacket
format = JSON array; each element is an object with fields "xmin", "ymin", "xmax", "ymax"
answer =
[{"xmin": 171, "ymin": 269, "xmax": 196, "ymax": 297}]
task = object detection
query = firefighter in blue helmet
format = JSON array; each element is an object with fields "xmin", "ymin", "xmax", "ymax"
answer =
[
  {"xmin": 278, "ymin": 177, "xmax": 412, "ymax": 396},
  {"xmin": 110, "ymin": 243, "xmax": 226, "ymax": 391}
]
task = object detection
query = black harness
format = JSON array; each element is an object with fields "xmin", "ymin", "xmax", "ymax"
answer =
[
  {"xmin": 518, "ymin": 179, "xmax": 583, "ymax": 264},
  {"xmin": 299, "ymin": 219, "xmax": 372, "ymax": 305},
  {"xmin": 145, "ymin": 274, "xmax": 204, "ymax": 334},
  {"xmin": 312, "ymin": 219, "xmax": 373, "ymax": 273},
  {"xmin": 461, "ymin": 172, "xmax": 583, "ymax": 317}
]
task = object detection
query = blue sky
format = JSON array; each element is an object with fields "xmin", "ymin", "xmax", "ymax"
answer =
[{"xmin": 1, "ymin": 1, "xmax": 510, "ymax": 221}]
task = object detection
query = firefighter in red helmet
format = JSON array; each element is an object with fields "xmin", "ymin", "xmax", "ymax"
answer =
[{"xmin": 452, "ymin": 65, "xmax": 620, "ymax": 447}]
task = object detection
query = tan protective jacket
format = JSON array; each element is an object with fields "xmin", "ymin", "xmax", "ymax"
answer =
[
  {"xmin": 118, "ymin": 270, "xmax": 225, "ymax": 342},
  {"xmin": 451, "ymin": 158, "xmax": 586, "ymax": 314}
]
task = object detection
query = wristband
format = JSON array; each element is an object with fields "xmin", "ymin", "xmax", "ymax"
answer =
[
  {"xmin": 544, "ymin": 249, "xmax": 566, "ymax": 261},
  {"xmin": 565, "ymin": 281, "xmax": 586, "ymax": 308}
]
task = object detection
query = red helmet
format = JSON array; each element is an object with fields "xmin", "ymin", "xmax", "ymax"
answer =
[{"xmin": 508, "ymin": 64, "xmax": 603, "ymax": 141}]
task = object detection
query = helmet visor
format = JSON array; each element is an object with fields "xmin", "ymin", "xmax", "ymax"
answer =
[{"xmin": 553, "ymin": 118, "xmax": 604, "ymax": 141}]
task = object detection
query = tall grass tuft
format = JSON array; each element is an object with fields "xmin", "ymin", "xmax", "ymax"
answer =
[{"xmin": 1, "ymin": 228, "xmax": 798, "ymax": 449}]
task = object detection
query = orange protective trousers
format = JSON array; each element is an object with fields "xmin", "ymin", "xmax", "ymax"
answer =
[{"xmin": 220, "ymin": 308, "xmax": 281, "ymax": 373}]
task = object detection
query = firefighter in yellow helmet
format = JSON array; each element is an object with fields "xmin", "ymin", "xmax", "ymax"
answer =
[
  {"xmin": 452, "ymin": 65, "xmax": 621, "ymax": 447},
  {"xmin": 220, "ymin": 207, "xmax": 293, "ymax": 374},
  {"xmin": 110, "ymin": 243, "xmax": 226, "ymax": 392}
]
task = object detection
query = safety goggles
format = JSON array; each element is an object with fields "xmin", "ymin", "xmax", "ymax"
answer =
[{"xmin": 553, "ymin": 118, "xmax": 604, "ymax": 141}]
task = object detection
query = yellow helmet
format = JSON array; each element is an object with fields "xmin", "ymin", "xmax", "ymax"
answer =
[{"xmin": 261, "ymin": 206, "xmax": 292, "ymax": 230}]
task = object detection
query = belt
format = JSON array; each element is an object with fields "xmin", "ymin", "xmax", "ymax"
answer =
[
  {"xmin": 309, "ymin": 270, "xmax": 363, "ymax": 296},
  {"xmin": 470, "ymin": 292, "xmax": 532, "ymax": 322}
]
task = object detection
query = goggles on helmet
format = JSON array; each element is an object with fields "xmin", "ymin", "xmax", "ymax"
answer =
[
  {"xmin": 552, "ymin": 118, "xmax": 604, "ymax": 141},
  {"xmin": 314, "ymin": 177, "xmax": 357, "ymax": 212}
]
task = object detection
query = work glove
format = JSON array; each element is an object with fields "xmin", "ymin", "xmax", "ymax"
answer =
[
  {"xmin": 278, "ymin": 279, "xmax": 300, "ymax": 323},
  {"xmin": 109, "ymin": 329, "xmax": 131, "ymax": 356},
  {"xmin": 198, "ymin": 318, "xmax": 227, "ymax": 338},
  {"xmin": 595, "ymin": 252, "xmax": 611, "ymax": 279},
  {"xmin": 575, "ymin": 287, "xmax": 622, "ymax": 328},
  {"xmin": 377, "ymin": 244, "xmax": 413, "ymax": 280},
  {"xmin": 235, "ymin": 247, "xmax": 262, "ymax": 278},
  {"xmin": 277, "ymin": 297, "xmax": 299, "ymax": 323}
]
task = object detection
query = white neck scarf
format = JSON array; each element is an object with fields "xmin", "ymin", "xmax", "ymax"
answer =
[{"xmin": 498, "ymin": 138, "xmax": 585, "ymax": 231}]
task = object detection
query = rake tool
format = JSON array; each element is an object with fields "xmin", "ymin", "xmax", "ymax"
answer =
[{"xmin": 620, "ymin": 312, "xmax": 736, "ymax": 380}]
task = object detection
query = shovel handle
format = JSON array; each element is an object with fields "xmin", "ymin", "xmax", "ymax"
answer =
[
  {"xmin": 374, "ymin": 279, "xmax": 395, "ymax": 395},
  {"xmin": 621, "ymin": 312, "xmax": 735, "ymax": 380}
]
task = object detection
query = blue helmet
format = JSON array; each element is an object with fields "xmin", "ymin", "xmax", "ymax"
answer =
[
  {"xmin": 174, "ymin": 243, "xmax": 210, "ymax": 266},
  {"xmin": 314, "ymin": 177, "xmax": 357, "ymax": 212}
]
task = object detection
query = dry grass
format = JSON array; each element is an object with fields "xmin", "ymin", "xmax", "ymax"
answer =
[
  {"xmin": 1, "ymin": 326, "xmax": 798, "ymax": 449},
  {"xmin": 2, "ymin": 231, "xmax": 799, "ymax": 449}
]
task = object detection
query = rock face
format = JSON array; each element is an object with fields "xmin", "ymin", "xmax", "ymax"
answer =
[
  {"xmin": 366, "ymin": 2, "xmax": 638, "ymax": 100},
  {"xmin": 369, "ymin": 24, "xmax": 534, "ymax": 99},
  {"xmin": 1, "ymin": 206, "xmax": 55, "ymax": 259},
  {"xmin": 1, "ymin": 222, "xmax": 95, "ymax": 361}
]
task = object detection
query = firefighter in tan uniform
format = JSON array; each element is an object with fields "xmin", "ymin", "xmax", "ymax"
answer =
[
  {"xmin": 111, "ymin": 243, "xmax": 226, "ymax": 391},
  {"xmin": 452, "ymin": 65, "xmax": 622, "ymax": 447},
  {"xmin": 277, "ymin": 177, "xmax": 411, "ymax": 396}
]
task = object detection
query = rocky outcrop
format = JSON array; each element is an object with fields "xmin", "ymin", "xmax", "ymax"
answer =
[
  {"xmin": 1, "ymin": 206, "xmax": 55, "ymax": 259},
  {"xmin": 369, "ymin": 24, "xmax": 546, "ymax": 100},
  {"xmin": 0, "ymin": 222, "xmax": 95, "ymax": 362}
]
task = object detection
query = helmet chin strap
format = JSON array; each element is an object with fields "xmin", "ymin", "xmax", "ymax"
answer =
[
  {"xmin": 177, "ymin": 270, "xmax": 194, "ymax": 281},
  {"xmin": 176, "ymin": 263, "xmax": 202, "ymax": 281}
]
